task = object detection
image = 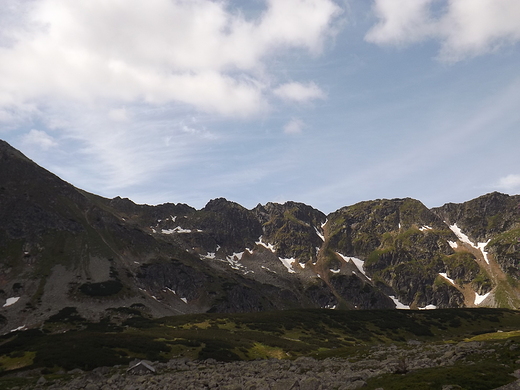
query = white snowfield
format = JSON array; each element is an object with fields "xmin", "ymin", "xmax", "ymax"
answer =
[
  {"xmin": 389, "ymin": 295, "xmax": 410, "ymax": 309},
  {"xmin": 389, "ymin": 295, "xmax": 436, "ymax": 310},
  {"xmin": 475, "ymin": 291, "xmax": 490, "ymax": 305},
  {"xmin": 336, "ymin": 253, "xmax": 371, "ymax": 280},
  {"xmin": 279, "ymin": 257, "xmax": 296, "ymax": 273},
  {"xmin": 439, "ymin": 273, "xmax": 456, "ymax": 285},
  {"xmin": 449, "ymin": 224, "xmax": 491, "ymax": 264},
  {"xmin": 255, "ymin": 236, "xmax": 297, "ymax": 273},
  {"xmin": 255, "ymin": 236, "xmax": 276, "ymax": 252},
  {"xmin": 162, "ymin": 227, "xmax": 202, "ymax": 234},
  {"xmin": 314, "ymin": 227, "xmax": 325, "ymax": 241},
  {"xmin": 3, "ymin": 297, "xmax": 20, "ymax": 307}
]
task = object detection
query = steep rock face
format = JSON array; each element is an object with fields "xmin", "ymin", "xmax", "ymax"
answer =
[
  {"xmin": 2, "ymin": 139, "xmax": 520, "ymax": 332},
  {"xmin": 149, "ymin": 198, "xmax": 263, "ymax": 255},
  {"xmin": 253, "ymin": 201, "xmax": 326, "ymax": 262},
  {"xmin": 433, "ymin": 192, "xmax": 520, "ymax": 280},
  {"xmin": 324, "ymin": 198, "xmax": 465, "ymax": 308}
]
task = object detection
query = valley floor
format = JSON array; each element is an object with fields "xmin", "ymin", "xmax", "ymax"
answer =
[{"xmin": 6, "ymin": 339, "xmax": 520, "ymax": 390}]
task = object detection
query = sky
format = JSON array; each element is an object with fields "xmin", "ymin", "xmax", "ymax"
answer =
[{"xmin": 1, "ymin": 0, "xmax": 520, "ymax": 214}]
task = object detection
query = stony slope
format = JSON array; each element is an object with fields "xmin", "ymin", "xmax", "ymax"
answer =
[{"xmin": 1, "ymin": 140, "xmax": 519, "ymax": 334}]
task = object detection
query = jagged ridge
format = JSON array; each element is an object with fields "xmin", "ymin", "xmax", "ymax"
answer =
[{"xmin": 1, "ymin": 140, "xmax": 519, "ymax": 334}]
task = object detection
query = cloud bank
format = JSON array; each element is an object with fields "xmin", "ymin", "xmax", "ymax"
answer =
[
  {"xmin": 366, "ymin": 0, "xmax": 520, "ymax": 61},
  {"xmin": 0, "ymin": 0, "xmax": 341, "ymax": 117}
]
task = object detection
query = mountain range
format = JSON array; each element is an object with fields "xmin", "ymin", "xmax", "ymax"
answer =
[{"xmin": 1, "ymin": 139, "xmax": 519, "ymax": 333}]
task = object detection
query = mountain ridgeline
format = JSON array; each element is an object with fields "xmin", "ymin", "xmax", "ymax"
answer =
[{"xmin": 1, "ymin": 140, "xmax": 519, "ymax": 333}]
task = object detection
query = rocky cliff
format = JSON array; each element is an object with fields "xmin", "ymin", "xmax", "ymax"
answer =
[{"xmin": 1, "ymin": 140, "xmax": 519, "ymax": 334}]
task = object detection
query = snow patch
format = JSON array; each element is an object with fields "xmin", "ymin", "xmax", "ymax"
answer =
[
  {"xmin": 162, "ymin": 227, "xmax": 186, "ymax": 234},
  {"xmin": 418, "ymin": 304, "xmax": 437, "ymax": 310},
  {"xmin": 321, "ymin": 219, "xmax": 328, "ymax": 229},
  {"xmin": 205, "ymin": 252, "xmax": 216, "ymax": 259},
  {"xmin": 166, "ymin": 287, "xmax": 176, "ymax": 295},
  {"xmin": 449, "ymin": 223, "xmax": 475, "ymax": 246},
  {"xmin": 475, "ymin": 291, "xmax": 490, "ymax": 305},
  {"xmin": 224, "ymin": 250, "xmax": 253, "ymax": 274},
  {"xmin": 10, "ymin": 325, "xmax": 26, "ymax": 333},
  {"xmin": 449, "ymin": 224, "xmax": 491, "ymax": 264},
  {"xmin": 226, "ymin": 255, "xmax": 243, "ymax": 270},
  {"xmin": 330, "ymin": 269, "xmax": 340, "ymax": 274},
  {"xmin": 180, "ymin": 297, "xmax": 188, "ymax": 304},
  {"xmin": 448, "ymin": 241, "xmax": 458, "ymax": 249},
  {"xmin": 389, "ymin": 296, "xmax": 410, "ymax": 310},
  {"xmin": 279, "ymin": 257, "xmax": 296, "ymax": 273},
  {"xmin": 261, "ymin": 266, "xmax": 276, "ymax": 274},
  {"xmin": 477, "ymin": 240, "xmax": 491, "ymax": 264},
  {"xmin": 3, "ymin": 297, "xmax": 20, "ymax": 307},
  {"xmin": 337, "ymin": 253, "xmax": 371, "ymax": 280},
  {"xmin": 256, "ymin": 236, "xmax": 276, "ymax": 252},
  {"xmin": 314, "ymin": 227, "xmax": 325, "ymax": 241},
  {"xmin": 419, "ymin": 225, "xmax": 432, "ymax": 231},
  {"xmin": 439, "ymin": 273, "xmax": 456, "ymax": 285}
]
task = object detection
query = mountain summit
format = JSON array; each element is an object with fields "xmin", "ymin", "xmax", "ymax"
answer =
[{"xmin": 1, "ymin": 141, "xmax": 519, "ymax": 333}]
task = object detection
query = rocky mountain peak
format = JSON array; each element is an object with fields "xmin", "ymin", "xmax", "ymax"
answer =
[{"xmin": 1, "ymin": 139, "xmax": 520, "ymax": 335}]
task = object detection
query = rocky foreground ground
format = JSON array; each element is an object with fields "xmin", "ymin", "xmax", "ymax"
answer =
[{"xmin": 6, "ymin": 340, "xmax": 520, "ymax": 390}]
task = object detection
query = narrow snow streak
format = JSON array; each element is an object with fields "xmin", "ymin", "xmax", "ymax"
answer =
[
  {"xmin": 314, "ymin": 227, "xmax": 325, "ymax": 241},
  {"xmin": 162, "ymin": 226, "xmax": 202, "ymax": 234},
  {"xmin": 3, "ymin": 297, "xmax": 20, "ymax": 307},
  {"xmin": 449, "ymin": 224, "xmax": 491, "ymax": 264},
  {"xmin": 439, "ymin": 273, "xmax": 456, "ymax": 285},
  {"xmin": 389, "ymin": 296, "xmax": 410, "ymax": 310},
  {"xmin": 336, "ymin": 253, "xmax": 371, "ymax": 280}
]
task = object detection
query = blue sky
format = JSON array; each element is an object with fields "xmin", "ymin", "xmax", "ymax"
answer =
[{"xmin": 1, "ymin": 0, "xmax": 520, "ymax": 213}]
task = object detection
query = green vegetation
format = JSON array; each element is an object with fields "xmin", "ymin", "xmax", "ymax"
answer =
[{"xmin": 0, "ymin": 308, "xmax": 518, "ymax": 372}]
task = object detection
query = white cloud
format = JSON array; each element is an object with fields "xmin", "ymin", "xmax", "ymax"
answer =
[
  {"xmin": 0, "ymin": 0, "xmax": 341, "ymax": 116},
  {"xmin": 108, "ymin": 108, "xmax": 129, "ymax": 122},
  {"xmin": 497, "ymin": 174, "xmax": 520, "ymax": 191},
  {"xmin": 21, "ymin": 129, "xmax": 58, "ymax": 150},
  {"xmin": 366, "ymin": 0, "xmax": 520, "ymax": 61},
  {"xmin": 284, "ymin": 118, "xmax": 305, "ymax": 134},
  {"xmin": 273, "ymin": 82, "xmax": 326, "ymax": 103},
  {"xmin": 365, "ymin": 0, "xmax": 434, "ymax": 45}
]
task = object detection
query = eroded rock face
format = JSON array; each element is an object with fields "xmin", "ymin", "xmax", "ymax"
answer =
[{"xmin": 2, "ymin": 139, "xmax": 520, "ymax": 332}]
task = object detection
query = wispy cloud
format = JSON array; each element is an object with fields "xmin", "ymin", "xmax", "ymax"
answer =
[
  {"xmin": 0, "ymin": 0, "xmax": 341, "ymax": 116},
  {"xmin": 21, "ymin": 129, "xmax": 57, "ymax": 150},
  {"xmin": 274, "ymin": 82, "xmax": 326, "ymax": 103},
  {"xmin": 366, "ymin": 0, "xmax": 520, "ymax": 61},
  {"xmin": 496, "ymin": 174, "xmax": 520, "ymax": 191},
  {"xmin": 0, "ymin": 0, "xmax": 342, "ymax": 195},
  {"xmin": 283, "ymin": 118, "xmax": 305, "ymax": 135}
]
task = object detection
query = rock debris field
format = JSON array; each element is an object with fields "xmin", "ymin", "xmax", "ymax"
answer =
[{"xmin": 10, "ymin": 340, "xmax": 520, "ymax": 390}]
